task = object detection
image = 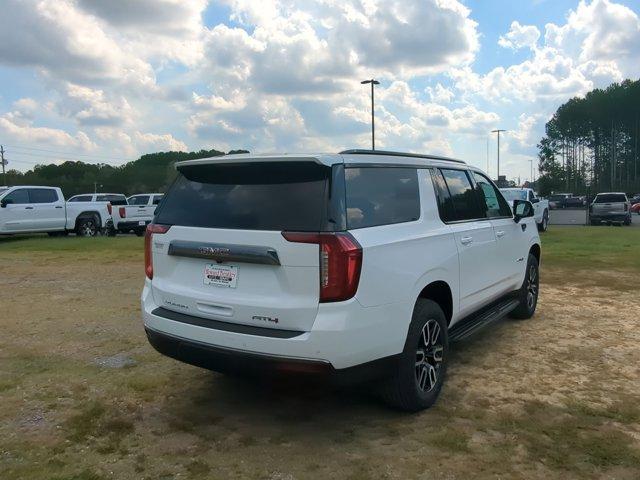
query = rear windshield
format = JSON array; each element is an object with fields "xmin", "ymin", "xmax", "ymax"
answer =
[
  {"xmin": 594, "ymin": 194, "xmax": 627, "ymax": 203},
  {"xmin": 96, "ymin": 194, "xmax": 127, "ymax": 205},
  {"xmin": 500, "ymin": 190, "xmax": 527, "ymax": 201},
  {"xmin": 155, "ymin": 161, "xmax": 329, "ymax": 231}
]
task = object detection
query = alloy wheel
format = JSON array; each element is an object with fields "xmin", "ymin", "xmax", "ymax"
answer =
[
  {"xmin": 81, "ymin": 220, "xmax": 96, "ymax": 237},
  {"xmin": 526, "ymin": 264, "xmax": 538, "ymax": 310},
  {"xmin": 415, "ymin": 319, "xmax": 444, "ymax": 393}
]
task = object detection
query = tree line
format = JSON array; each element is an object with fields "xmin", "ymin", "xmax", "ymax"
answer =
[
  {"xmin": 3, "ymin": 149, "xmax": 249, "ymax": 196},
  {"xmin": 537, "ymin": 79, "xmax": 640, "ymax": 196}
]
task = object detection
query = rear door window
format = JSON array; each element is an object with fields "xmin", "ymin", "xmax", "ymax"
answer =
[
  {"xmin": 29, "ymin": 188, "xmax": 58, "ymax": 203},
  {"xmin": 345, "ymin": 167, "xmax": 420, "ymax": 229},
  {"xmin": 439, "ymin": 169, "xmax": 482, "ymax": 221},
  {"xmin": 155, "ymin": 162, "xmax": 329, "ymax": 231},
  {"xmin": 152, "ymin": 195, "xmax": 164, "ymax": 205}
]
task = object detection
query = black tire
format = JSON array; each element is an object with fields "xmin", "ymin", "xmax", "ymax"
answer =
[
  {"xmin": 624, "ymin": 216, "xmax": 631, "ymax": 226},
  {"xmin": 76, "ymin": 217, "xmax": 98, "ymax": 237},
  {"xmin": 510, "ymin": 254, "xmax": 539, "ymax": 320},
  {"xmin": 106, "ymin": 224, "xmax": 117, "ymax": 237},
  {"xmin": 379, "ymin": 299, "xmax": 449, "ymax": 412},
  {"xmin": 590, "ymin": 218, "xmax": 600, "ymax": 226},
  {"xmin": 134, "ymin": 227, "xmax": 146, "ymax": 237},
  {"xmin": 537, "ymin": 210, "xmax": 549, "ymax": 232}
]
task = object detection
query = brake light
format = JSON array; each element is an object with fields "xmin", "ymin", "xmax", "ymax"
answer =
[
  {"xmin": 145, "ymin": 224, "xmax": 170, "ymax": 279},
  {"xmin": 119, "ymin": 207, "xmax": 126, "ymax": 218},
  {"xmin": 282, "ymin": 232, "xmax": 362, "ymax": 302},
  {"xmin": 107, "ymin": 203, "xmax": 112, "ymax": 215}
]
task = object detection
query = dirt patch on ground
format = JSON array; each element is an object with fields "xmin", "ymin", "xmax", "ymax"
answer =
[{"xmin": 1, "ymin": 244, "xmax": 639, "ymax": 479}]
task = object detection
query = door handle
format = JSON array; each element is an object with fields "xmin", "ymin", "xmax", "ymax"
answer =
[
  {"xmin": 55, "ymin": 206, "xmax": 63, "ymax": 209},
  {"xmin": 496, "ymin": 230, "xmax": 505, "ymax": 238},
  {"xmin": 460, "ymin": 236, "xmax": 473, "ymax": 245},
  {"xmin": 25, "ymin": 206, "xmax": 34, "ymax": 210}
]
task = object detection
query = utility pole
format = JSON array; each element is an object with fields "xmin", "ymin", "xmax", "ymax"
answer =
[
  {"xmin": 529, "ymin": 158, "xmax": 533, "ymax": 185},
  {"xmin": 1, "ymin": 145, "xmax": 6, "ymax": 186},
  {"xmin": 491, "ymin": 129, "xmax": 506, "ymax": 180},
  {"xmin": 361, "ymin": 79, "xmax": 380, "ymax": 150}
]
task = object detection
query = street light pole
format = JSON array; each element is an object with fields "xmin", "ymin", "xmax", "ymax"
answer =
[
  {"xmin": 491, "ymin": 129, "xmax": 506, "ymax": 180},
  {"xmin": 361, "ymin": 79, "xmax": 380, "ymax": 150},
  {"xmin": 0, "ymin": 145, "xmax": 6, "ymax": 186}
]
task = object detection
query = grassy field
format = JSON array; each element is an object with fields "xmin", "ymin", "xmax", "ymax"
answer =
[{"xmin": 1, "ymin": 227, "xmax": 639, "ymax": 479}]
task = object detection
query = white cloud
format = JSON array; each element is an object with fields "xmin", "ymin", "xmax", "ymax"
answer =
[
  {"xmin": 427, "ymin": 83, "xmax": 455, "ymax": 104},
  {"xmin": 499, "ymin": 21, "xmax": 541, "ymax": 50},
  {"xmin": 0, "ymin": 114, "xmax": 95, "ymax": 150},
  {"xmin": 0, "ymin": 0, "xmax": 637, "ymax": 185}
]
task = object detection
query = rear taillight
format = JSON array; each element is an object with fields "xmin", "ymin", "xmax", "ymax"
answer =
[
  {"xmin": 107, "ymin": 203, "xmax": 112, "ymax": 215},
  {"xmin": 119, "ymin": 207, "xmax": 126, "ymax": 218},
  {"xmin": 282, "ymin": 232, "xmax": 362, "ymax": 302},
  {"xmin": 145, "ymin": 224, "xmax": 170, "ymax": 279}
]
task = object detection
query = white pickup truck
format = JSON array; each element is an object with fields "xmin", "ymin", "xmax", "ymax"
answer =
[
  {"xmin": 110, "ymin": 193, "xmax": 163, "ymax": 236},
  {"xmin": 500, "ymin": 188, "xmax": 549, "ymax": 232},
  {"xmin": 0, "ymin": 185, "xmax": 112, "ymax": 236}
]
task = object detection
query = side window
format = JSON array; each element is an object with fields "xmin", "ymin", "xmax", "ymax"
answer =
[
  {"xmin": 528, "ymin": 191, "xmax": 535, "ymax": 201},
  {"xmin": 129, "ymin": 195, "xmax": 150, "ymax": 206},
  {"xmin": 472, "ymin": 172, "xmax": 511, "ymax": 218},
  {"xmin": 440, "ymin": 169, "xmax": 482, "ymax": 221},
  {"xmin": 3, "ymin": 189, "xmax": 30, "ymax": 204},
  {"xmin": 430, "ymin": 169, "xmax": 456, "ymax": 222},
  {"xmin": 345, "ymin": 167, "xmax": 420, "ymax": 229},
  {"xmin": 152, "ymin": 195, "xmax": 163, "ymax": 205},
  {"xmin": 29, "ymin": 189, "xmax": 59, "ymax": 204}
]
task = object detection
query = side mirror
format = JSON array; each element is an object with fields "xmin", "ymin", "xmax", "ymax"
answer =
[
  {"xmin": 513, "ymin": 199, "xmax": 534, "ymax": 223},
  {"xmin": 530, "ymin": 198, "xmax": 540, "ymax": 204},
  {"xmin": 0, "ymin": 199, "xmax": 9, "ymax": 208}
]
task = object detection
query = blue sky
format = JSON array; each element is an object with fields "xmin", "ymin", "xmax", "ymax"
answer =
[{"xmin": 1, "ymin": 0, "xmax": 639, "ymax": 182}]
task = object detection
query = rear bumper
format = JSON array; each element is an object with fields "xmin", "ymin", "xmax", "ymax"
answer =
[
  {"xmin": 590, "ymin": 213, "xmax": 628, "ymax": 221},
  {"xmin": 118, "ymin": 220, "xmax": 150, "ymax": 230},
  {"xmin": 141, "ymin": 281, "xmax": 409, "ymax": 372},
  {"xmin": 145, "ymin": 327, "xmax": 399, "ymax": 384}
]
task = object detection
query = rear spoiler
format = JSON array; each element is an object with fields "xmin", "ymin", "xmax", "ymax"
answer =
[{"xmin": 176, "ymin": 154, "xmax": 341, "ymax": 170}]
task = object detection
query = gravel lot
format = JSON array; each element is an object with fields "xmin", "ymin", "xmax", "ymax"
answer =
[{"xmin": 1, "ymin": 232, "xmax": 639, "ymax": 480}]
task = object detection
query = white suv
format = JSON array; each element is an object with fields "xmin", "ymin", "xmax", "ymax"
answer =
[{"xmin": 141, "ymin": 150, "xmax": 541, "ymax": 411}]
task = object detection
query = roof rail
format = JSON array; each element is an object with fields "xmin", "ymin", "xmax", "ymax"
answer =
[{"xmin": 339, "ymin": 149, "xmax": 465, "ymax": 164}]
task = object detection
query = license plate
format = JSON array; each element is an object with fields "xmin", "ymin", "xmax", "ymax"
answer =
[
  {"xmin": 204, "ymin": 264, "xmax": 238, "ymax": 288},
  {"xmin": 138, "ymin": 220, "xmax": 146, "ymax": 226}
]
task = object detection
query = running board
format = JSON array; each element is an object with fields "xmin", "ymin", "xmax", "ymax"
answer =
[{"xmin": 448, "ymin": 298, "xmax": 520, "ymax": 342}]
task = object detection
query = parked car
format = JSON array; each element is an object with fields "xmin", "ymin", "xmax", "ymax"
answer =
[
  {"xmin": 565, "ymin": 195, "xmax": 586, "ymax": 208},
  {"xmin": 0, "ymin": 186, "xmax": 112, "ymax": 236},
  {"xmin": 68, "ymin": 193, "xmax": 128, "ymax": 205},
  {"xmin": 589, "ymin": 192, "xmax": 631, "ymax": 225},
  {"xmin": 628, "ymin": 194, "xmax": 640, "ymax": 206},
  {"xmin": 110, "ymin": 193, "xmax": 163, "ymax": 236},
  {"xmin": 548, "ymin": 193, "xmax": 572, "ymax": 209},
  {"xmin": 630, "ymin": 202, "xmax": 640, "ymax": 215},
  {"xmin": 500, "ymin": 188, "xmax": 549, "ymax": 231},
  {"xmin": 141, "ymin": 150, "xmax": 541, "ymax": 412}
]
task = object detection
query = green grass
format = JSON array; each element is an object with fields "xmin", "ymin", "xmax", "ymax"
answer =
[
  {"xmin": 542, "ymin": 226, "xmax": 640, "ymax": 273},
  {"xmin": 0, "ymin": 234, "xmax": 143, "ymax": 254}
]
